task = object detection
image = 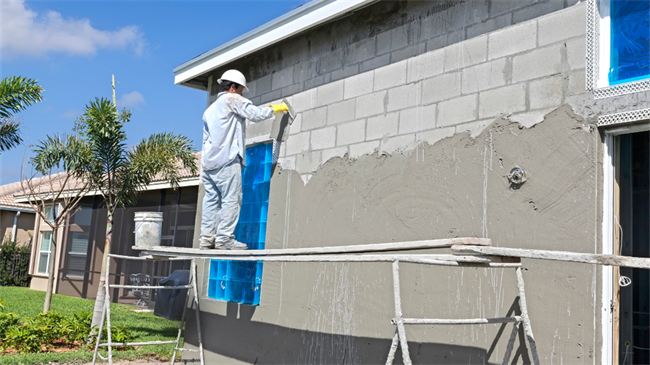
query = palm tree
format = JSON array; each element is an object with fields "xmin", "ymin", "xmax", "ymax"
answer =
[
  {"xmin": 32, "ymin": 97, "xmax": 197, "ymax": 332},
  {"xmin": 0, "ymin": 76, "xmax": 44, "ymax": 152}
]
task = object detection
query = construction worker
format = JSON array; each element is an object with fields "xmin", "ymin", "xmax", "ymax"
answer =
[{"xmin": 200, "ymin": 69, "xmax": 288, "ymax": 250}]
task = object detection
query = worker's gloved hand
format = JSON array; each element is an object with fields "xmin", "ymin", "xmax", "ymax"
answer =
[{"xmin": 270, "ymin": 103, "xmax": 289, "ymax": 115}]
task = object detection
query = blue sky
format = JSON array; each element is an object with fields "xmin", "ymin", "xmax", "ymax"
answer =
[{"xmin": 0, "ymin": 0, "xmax": 306, "ymax": 184}]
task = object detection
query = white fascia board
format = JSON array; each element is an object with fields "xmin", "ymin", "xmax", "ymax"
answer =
[
  {"xmin": 173, "ymin": 0, "xmax": 377, "ymax": 88},
  {"xmin": 13, "ymin": 177, "xmax": 200, "ymax": 203}
]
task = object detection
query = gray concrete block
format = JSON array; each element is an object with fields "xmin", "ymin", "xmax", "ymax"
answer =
[
  {"xmin": 361, "ymin": 54, "xmax": 390, "ymax": 73},
  {"xmin": 293, "ymin": 61, "xmax": 318, "ymax": 84},
  {"xmin": 355, "ymin": 90, "xmax": 387, "ymax": 119},
  {"xmin": 490, "ymin": 0, "xmax": 536, "ymax": 17},
  {"xmin": 407, "ymin": 48, "xmax": 445, "ymax": 83},
  {"xmin": 301, "ymin": 106, "xmax": 328, "ymax": 131},
  {"xmin": 478, "ymin": 83, "xmax": 527, "ymax": 118},
  {"xmin": 422, "ymin": 71, "xmax": 461, "ymax": 105},
  {"xmin": 426, "ymin": 35, "xmax": 447, "ymax": 53},
  {"xmin": 513, "ymin": 0, "xmax": 564, "ymax": 24},
  {"xmin": 295, "ymin": 151, "xmax": 321, "ymax": 174},
  {"xmin": 327, "ymin": 99, "xmax": 355, "ymax": 125},
  {"xmin": 244, "ymin": 80, "xmax": 257, "ymax": 99},
  {"xmin": 285, "ymin": 131, "xmax": 310, "ymax": 156},
  {"xmin": 272, "ymin": 66, "xmax": 295, "ymax": 91},
  {"xmin": 387, "ymin": 83, "xmax": 421, "ymax": 112},
  {"xmin": 366, "ymin": 112, "xmax": 399, "ymax": 140},
  {"xmin": 337, "ymin": 120, "xmax": 366, "ymax": 146},
  {"xmin": 420, "ymin": 11, "xmax": 446, "ymax": 39},
  {"xmin": 488, "ymin": 21, "xmax": 537, "ymax": 60},
  {"xmin": 349, "ymin": 140, "xmax": 379, "ymax": 159},
  {"xmin": 399, "ymin": 105, "xmax": 436, "ymax": 134},
  {"xmin": 566, "ymin": 38, "xmax": 586, "ymax": 70},
  {"xmin": 374, "ymin": 60, "xmax": 407, "ymax": 91},
  {"xmin": 304, "ymin": 74, "xmax": 331, "ymax": 90},
  {"xmin": 529, "ymin": 75, "xmax": 564, "ymax": 109},
  {"xmin": 319, "ymin": 49, "xmax": 344, "ymax": 75},
  {"xmin": 282, "ymin": 83, "xmax": 303, "ymax": 98},
  {"xmin": 256, "ymin": 74, "xmax": 272, "ymax": 96},
  {"xmin": 568, "ymin": 70, "xmax": 586, "ymax": 96},
  {"xmin": 291, "ymin": 89, "xmax": 317, "ymax": 113},
  {"xmin": 380, "ymin": 133, "xmax": 415, "ymax": 155},
  {"xmin": 344, "ymin": 71, "xmax": 374, "ymax": 100},
  {"xmin": 461, "ymin": 58, "xmax": 508, "ymax": 94},
  {"xmin": 538, "ymin": 3, "xmax": 586, "ymax": 46},
  {"xmin": 446, "ymin": 29, "xmax": 466, "ymax": 48},
  {"xmin": 512, "ymin": 44, "xmax": 563, "ymax": 83},
  {"xmin": 316, "ymin": 80, "xmax": 344, "ymax": 107},
  {"xmin": 437, "ymin": 94, "xmax": 477, "ymax": 127},
  {"xmin": 376, "ymin": 30, "xmax": 392, "ymax": 56},
  {"xmin": 391, "ymin": 42, "xmax": 426, "ymax": 64},
  {"xmin": 321, "ymin": 146, "xmax": 348, "ymax": 164},
  {"xmin": 331, "ymin": 65, "xmax": 360, "ymax": 82},
  {"xmin": 467, "ymin": 13, "xmax": 512, "ymax": 39},
  {"xmin": 444, "ymin": 34, "xmax": 487, "ymax": 72},
  {"xmin": 260, "ymin": 89, "xmax": 283, "ymax": 104},
  {"xmin": 344, "ymin": 38, "xmax": 376, "ymax": 65},
  {"xmin": 310, "ymin": 126, "xmax": 337, "ymax": 150},
  {"xmin": 390, "ymin": 24, "xmax": 410, "ymax": 51},
  {"xmin": 419, "ymin": 126, "xmax": 455, "ymax": 146}
]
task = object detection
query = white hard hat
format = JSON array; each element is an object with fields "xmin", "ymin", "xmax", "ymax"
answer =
[{"xmin": 217, "ymin": 69, "xmax": 249, "ymax": 92}]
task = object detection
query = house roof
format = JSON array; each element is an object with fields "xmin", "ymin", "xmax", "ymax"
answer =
[
  {"xmin": 0, "ymin": 180, "xmax": 35, "ymax": 211},
  {"xmin": 7, "ymin": 153, "xmax": 202, "ymax": 204},
  {"xmin": 173, "ymin": 0, "xmax": 377, "ymax": 90}
]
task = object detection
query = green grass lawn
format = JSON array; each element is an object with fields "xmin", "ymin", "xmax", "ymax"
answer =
[{"xmin": 0, "ymin": 286, "xmax": 183, "ymax": 365}]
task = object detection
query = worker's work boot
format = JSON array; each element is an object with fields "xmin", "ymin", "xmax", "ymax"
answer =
[
  {"xmin": 199, "ymin": 236, "xmax": 215, "ymax": 250},
  {"xmin": 224, "ymin": 239, "xmax": 248, "ymax": 250}
]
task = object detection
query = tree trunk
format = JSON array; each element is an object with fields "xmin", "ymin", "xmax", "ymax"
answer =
[
  {"xmin": 42, "ymin": 229, "xmax": 57, "ymax": 312},
  {"xmin": 89, "ymin": 210, "xmax": 113, "ymax": 338}
]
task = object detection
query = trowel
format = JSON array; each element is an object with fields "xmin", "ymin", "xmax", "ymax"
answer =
[{"xmin": 269, "ymin": 98, "xmax": 296, "ymax": 143}]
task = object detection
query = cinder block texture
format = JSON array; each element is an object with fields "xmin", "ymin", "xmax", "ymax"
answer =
[
  {"xmin": 374, "ymin": 60, "xmax": 407, "ymax": 90},
  {"xmin": 317, "ymin": 80, "xmax": 344, "ymax": 107},
  {"xmin": 423, "ymin": 72, "xmax": 461, "ymax": 104},
  {"xmin": 488, "ymin": 21, "xmax": 537, "ymax": 60},
  {"xmin": 366, "ymin": 112, "xmax": 399, "ymax": 140},
  {"xmin": 337, "ymin": 120, "xmax": 366, "ymax": 146},
  {"xmin": 285, "ymin": 131, "xmax": 310, "ymax": 156},
  {"xmin": 272, "ymin": 67, "xmax": 294, "ymax": 90},
  {"xmin": 399, "ymin": 105, "xmax": 436, "ymax": 134},
  {"xmin": 407, "ymin": 49, "xmax": 445, "ymax": 83},
  {"xmin": 444, "ymin": 35, "xmax": 487, "ymax": 71},
  {"xmin": 310, "ymin": 127, "xmax": 336, "ymax": 150},
  {"xmin": 537, "ymin": 4, "xmax": 586, "ymax": 46},
  {"xmin": 529, "ymin": 75, "xmax": 563, "ymax": 109},
  {"xmin": 321, "ymin": 146, "xmax": 348, "ymax": 164},
  {"xmin": 461, "ymin": 59, "xmax": 507, "ymax": 94},
  {"xmin": 356, "ymin": 91, "xmax": 387, "ymax": 119},
  {"xmin": 327, "ymin": 99, "xmax": 356, "ymax": 125},
  {"xmin": 566, "ymin": 38, "xmax": 586, "ymax": 70},
  {"xmin": 301, "ymin": 107, "xmax": 327, "ymax": 131},
  {"xmin": 295, "ymin": 151, "xmax": 321, "ymax": 174},
  {"xmin": 344, "ymin": 72, "xmax": 374, "ymax": 100},
  {"xmin": 479, "ymin": 83, "xmax": 527, "ymax": 118},
  {"xmin": 512, "ymin": 45, "xmax": 563, "ymax": 83},
  {"xmin": 437, "ymin": 94, "xmax": 477, "ymax": 127},
  {"xmin": 387, "ymin": 83, "xmax": 422, "ymax": 112}
]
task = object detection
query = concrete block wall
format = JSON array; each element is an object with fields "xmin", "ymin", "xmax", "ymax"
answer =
[
  {"xmin": 261, "ymin": 3, "xmax": 590, "ymax": 184},
  {"xmin": 207, "ymin": 0, "xmax": 583, "ymax": 105}
]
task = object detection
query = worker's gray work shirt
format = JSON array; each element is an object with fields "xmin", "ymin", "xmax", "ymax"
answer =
[{"xmin": 202, "ymin": 92, "xmax": 274, "ymax": 171}]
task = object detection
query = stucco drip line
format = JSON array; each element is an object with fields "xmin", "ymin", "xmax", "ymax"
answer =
[
  {"xmin": 135, "ymin": 237, "xmax": 540, "ymax": 364},
  {"xmin": 92, "ymin": 254, "xmax": 205, "ymax": 365}
]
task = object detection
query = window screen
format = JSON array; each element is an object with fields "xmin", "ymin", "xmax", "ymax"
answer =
[
  {"xmin": 208, "ymin": 142, "xmax": 273, "ymax": 305},
  {"xmin": 609, "ymin": 0, "xmax": 650, "ymax": 85}
]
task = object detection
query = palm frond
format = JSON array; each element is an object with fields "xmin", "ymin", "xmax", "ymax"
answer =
[
  {"xmin": 0, "ymin": 118, "xmax": 22, "ymax": 152},
  {"xmin": 0, "ymin": 76, "xmax": 44, "ymax": 118},
  {"xmin": 31, "ymin": 134, "xmax": 92, "ymax": 178}
]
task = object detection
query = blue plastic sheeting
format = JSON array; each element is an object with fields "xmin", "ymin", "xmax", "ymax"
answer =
[
  {"xmin": 609, "ymin": 0, "xmax": 650, "ymax": 85},
  {"xmin": 208, "ymin": 142, "xmax": 273, "ymax": 305}
]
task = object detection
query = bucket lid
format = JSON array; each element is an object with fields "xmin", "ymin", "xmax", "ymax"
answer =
[{"xmin": 134, "ymin": 212, "xmax": 163, "ymax": 219}]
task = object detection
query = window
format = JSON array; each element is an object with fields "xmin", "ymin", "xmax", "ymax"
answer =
[
  {"xmin": 65, "ymin": 206, "xmax": 92, "ymax": 277},
  {"xmin": 588, "ymin": 0, "xmax": 650, "ymax": 97},
  {"xmin": 208, "ymin": 142, "xmax": 273, "ymax": 305},
  {"xmin": 37, "ymin": 231, "xmax": 52, "ymax": 275}
]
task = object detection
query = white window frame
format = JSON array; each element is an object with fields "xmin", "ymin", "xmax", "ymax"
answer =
[
  {"xmin": 601, "ymin": 120, "xmax": 650, "ymax": 364},
  {"xmin": 37, "ymin": 231, "xmax": 52, "ymax": 275},
  {"xmin": 587, "ymin": 0, "xmax": 650, "ymax": 98}
]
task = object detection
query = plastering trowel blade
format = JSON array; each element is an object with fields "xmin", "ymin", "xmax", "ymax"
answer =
[{"xmin": 282, "ymin": 98, "xmax": 296, "ymax": 123}]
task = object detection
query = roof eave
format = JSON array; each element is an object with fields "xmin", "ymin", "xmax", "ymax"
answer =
[{"xmin": 173, "ymin": 0, "xmax": 378, "ymax": 90}]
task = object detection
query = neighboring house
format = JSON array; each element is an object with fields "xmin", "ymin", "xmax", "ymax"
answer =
[
  {"xmin": 11, "ymin": 154, "xmax": 201, "ymax": 305},
  {"xmin": 0, "ymin": 181, "xmax": 36, "ymax": 245},
  {"xmin": 173, "ymin": 0, "xmax": 650, "ymax": 364}
]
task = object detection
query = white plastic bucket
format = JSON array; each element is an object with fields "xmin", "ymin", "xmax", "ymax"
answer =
[{"xmin": 134, "ymin": 212, "xmax": 163, "ymax": 248}]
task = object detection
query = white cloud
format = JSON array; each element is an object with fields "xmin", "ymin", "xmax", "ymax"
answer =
[
  {"xmin": 0, "ymin": 0, "xmax": 145, "ymax": 59},
  {"xmin": 117, "ymin": 91, "xmax": 145, "ymax": 108}
]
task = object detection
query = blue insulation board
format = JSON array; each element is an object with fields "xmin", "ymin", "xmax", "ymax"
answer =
[
  {"xmin": 609, "ymin": 0, "xmax": 650, "ymax": 85},
  {"xmin": 208, "ymin": 142, "xmax": 273, "ymax": 305}
]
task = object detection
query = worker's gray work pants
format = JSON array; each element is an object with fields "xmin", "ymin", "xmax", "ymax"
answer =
[{"xmin": 200, "ymin": 158, "xmax": 242, "ymax": 248}]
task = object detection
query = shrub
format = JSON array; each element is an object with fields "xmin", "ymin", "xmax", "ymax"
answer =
[
  {"xmin": 0, "ymin": 312, "xmax": 22, "ymax": 337},
  {"xmin": 0, "ymin": 239, "xmax": 31, "ymax": 287}
]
